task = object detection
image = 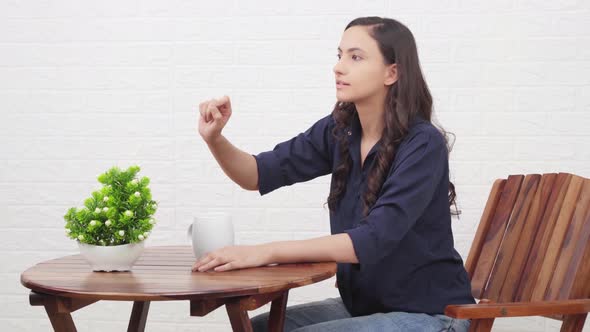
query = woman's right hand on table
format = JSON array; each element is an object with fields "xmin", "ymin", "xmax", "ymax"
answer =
[{"xmin": 198, "ymin": 95, "xmax": 232, "ymax": 144}]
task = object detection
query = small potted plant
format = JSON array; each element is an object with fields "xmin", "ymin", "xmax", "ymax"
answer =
[{"xmin": 63, "ymin": 165, "xmax": 158, "ymax": 272}]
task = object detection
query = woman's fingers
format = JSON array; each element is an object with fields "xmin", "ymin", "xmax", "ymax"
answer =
[
  {"xmin": 216, "ymin": 95, "xmax": 230, "ymax": 109},
  {"xmin": 214, "ymin": 261, "xmax": 234, "ymax": 272},
  {"xmin": 212, "ymin": 106, "xmax": 223, "ymax": 120},
  {"xmin": 192, "ymin": 253, "xmax": 212, "ymax": 270},
  {"xmin": 199, "ymin": 100, "xmax": 210, "ymax": 121},
  {"xmin": 206, "ymin": 100, "xmax": 223, "ymax": 122},
  {"xmin": 199, "ymin": 101, "xmax": 206, "ymax": 114},
  {"xmin": 199, "ymin": 96, "xmax": 229, "ymax": 124},
  {"xmin": 199, "ymin": 99, "xmax": 210, "ymax": 122},
  {"xmin": 198, "ymin": 256, "xmax": 224, "ymax": 272}
]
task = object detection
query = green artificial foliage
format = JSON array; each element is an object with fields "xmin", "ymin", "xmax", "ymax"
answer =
[{"xmin": 63, "ymin": 165, "xmax": 158, "ymax": 246}]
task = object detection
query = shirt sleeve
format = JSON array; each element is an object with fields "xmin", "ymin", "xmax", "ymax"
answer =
[
  {"xmin": 252, "ymin": 114, "xmax": 334, "ymax": 196},
  {"xmin": 343, "ymin": 129, "xmax": 447, "ymax": 266}
]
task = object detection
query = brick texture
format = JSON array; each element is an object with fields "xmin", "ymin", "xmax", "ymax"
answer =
[{"xmin": 0, "ymin": 0, "xmax": 588, "ymax": 331}]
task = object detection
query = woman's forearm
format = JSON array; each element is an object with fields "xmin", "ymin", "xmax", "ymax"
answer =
[
  {"xmin": 206, "ymin": 135, "xmax": 259, "ymax": 191},
  {"xmin": 263, "ymin": 234, "xmax": 359, "ymax": 264}
]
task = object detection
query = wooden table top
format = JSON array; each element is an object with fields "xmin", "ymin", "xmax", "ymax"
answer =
[{"xmin": 20, "ymin": 245, "xmax": 337, "ymax": 302}]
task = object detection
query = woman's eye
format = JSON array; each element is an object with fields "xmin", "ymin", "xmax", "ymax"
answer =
[{"xmin": 336, "ymin": 54, "xmax": 361, "ymax": 61}]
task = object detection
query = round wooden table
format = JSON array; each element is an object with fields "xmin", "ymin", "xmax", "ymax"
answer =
[{"xmin": 20, "ymin": 245, "xmax": 337, "ymax": 332}]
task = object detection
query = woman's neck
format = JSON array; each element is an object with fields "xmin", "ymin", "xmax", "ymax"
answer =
[{"xmin": 355, "ymin": 98, "xmax": 385, "ymax": 142}]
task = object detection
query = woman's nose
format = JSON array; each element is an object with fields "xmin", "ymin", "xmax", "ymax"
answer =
[{"xmin": 333, "ymin": 61, "xmax": 344, "ymax": 75}]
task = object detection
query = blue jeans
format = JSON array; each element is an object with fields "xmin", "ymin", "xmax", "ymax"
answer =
[{"xmin": 250, "ymin": 297, "xmax": 470, "ymax": 332}]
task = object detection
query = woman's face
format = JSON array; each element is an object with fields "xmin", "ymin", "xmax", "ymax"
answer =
[{"xmin": 333, "ymin": 26, "xmax": 397, "ymax": 103}]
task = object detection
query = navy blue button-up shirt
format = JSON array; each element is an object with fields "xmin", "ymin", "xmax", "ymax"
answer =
[{"xmin": 253, "ymin": 111, "xmax": 475, "ymax": 317}]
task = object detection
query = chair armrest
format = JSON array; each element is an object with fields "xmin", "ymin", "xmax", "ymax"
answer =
[{"xmin": 445, "ymin": 299, "xmax": 590, "ymax": 319}]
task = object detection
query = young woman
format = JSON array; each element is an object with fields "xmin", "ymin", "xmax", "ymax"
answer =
[{"xmin": 194, "ymin": 16, "xmax": 475, "ymax": 332}]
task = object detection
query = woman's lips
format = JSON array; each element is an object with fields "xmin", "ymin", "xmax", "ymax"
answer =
[{"xmin": 336, "ymin": 82, "xmax": 350, "ymax": 89}]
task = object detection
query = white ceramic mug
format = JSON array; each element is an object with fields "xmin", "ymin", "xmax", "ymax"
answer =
[{"xmin": 187, "ymin": 212, "xmax": 234, "ymax": 259}]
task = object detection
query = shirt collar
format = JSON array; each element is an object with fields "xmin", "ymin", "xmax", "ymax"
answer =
[
  {"xmin": 348, "ymin": 112, "xmax": 426, "ymax": 158},
  {"xmin": 348, "ymin": 112, "xmax": 380, "ymax": 166}
]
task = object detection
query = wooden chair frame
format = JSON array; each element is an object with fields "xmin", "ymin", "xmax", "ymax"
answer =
[{"xmin": 444, "ymin": 173, "xmax": 590, "ymax": 332}]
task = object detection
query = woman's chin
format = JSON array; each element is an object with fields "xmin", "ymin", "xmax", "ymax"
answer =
[{"xmin": 336, "ymin": 92, "xmax": 355, "ymax": 103}]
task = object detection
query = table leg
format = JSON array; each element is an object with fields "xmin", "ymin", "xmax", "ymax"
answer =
[
  {"xmin": 225, "ymin": 290, "xmax": 290, "ymax": 332},
  {"xmin": 29, "ymin": 292, "xmax": 82, "ymax": 332},
  {"xmin": 128, "ymin": 301, "xmax": 151, "ymax": 332},
  {"xmin": 226, "ymin": 300, "xmax": 253, "ymax": 332},
  {"xmin": 44, "ymin": 309, "xmax": 77, "ymax": 332},
  {"xmin": 267, "ymin": 291, "xmax": 289, "ymax": 332}
]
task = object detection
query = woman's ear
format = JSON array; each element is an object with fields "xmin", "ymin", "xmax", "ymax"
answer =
[{"xmin": 384, "ymin": 63, "xmax": 398, "ymax": 86}]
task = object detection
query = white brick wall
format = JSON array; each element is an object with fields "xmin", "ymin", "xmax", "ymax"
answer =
[{"xmin": 0, "ymin": 0, "xmax": 588, "ymax": 331}]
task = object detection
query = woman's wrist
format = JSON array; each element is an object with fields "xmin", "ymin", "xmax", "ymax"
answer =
[
  {"xmin": 205, "ymin": 134, "xmax": 225, "ymax": 147},
  {"xmin": 259, "ymin": 242, "xmax": 278, "ymax": 265}
]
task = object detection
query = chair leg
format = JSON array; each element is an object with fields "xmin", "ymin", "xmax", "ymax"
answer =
[
  {"xmin": 561, "ymin": 314, "xmax": 587, "ymax": 332},
  {"xmin": 468, "ymin": 318, "xmax": 494, "ymax": 332},
  {"xmin": 128, "ymin": 301, "xmax": 150, "ymax": 332}
]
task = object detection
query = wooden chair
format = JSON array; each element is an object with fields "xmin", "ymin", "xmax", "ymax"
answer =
[{"xmin": 445, "ymin": 173, "xmax": 590, "ymax": 331}]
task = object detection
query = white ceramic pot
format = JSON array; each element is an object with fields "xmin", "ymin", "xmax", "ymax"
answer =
[{"xmin": 78, "ymin": 241, "xmax": 145, "ymax": 272}]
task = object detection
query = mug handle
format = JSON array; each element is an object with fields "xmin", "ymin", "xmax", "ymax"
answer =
[{"xmin": 187, "ymin": 224, "xmax": 193, "ymax": 243}]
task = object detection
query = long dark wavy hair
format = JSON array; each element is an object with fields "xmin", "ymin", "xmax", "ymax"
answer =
[{"xmin": 325, "ymin": 16, "xmax": 461, "ymax": 218}]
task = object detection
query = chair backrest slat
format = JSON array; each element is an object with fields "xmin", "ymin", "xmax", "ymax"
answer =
[
  {"xmin": 464, "ymin": 178, "xmax": 505, "ymax": 282},
  {"xmin": 485, "ymin": 174, "xmax": 541, "ymax": 302},
  {"xmin": 515, "ymin": 173, "xmax": 573, "ymax": 302},
  {"xmin": 568, "ymin": 232, "xmax": 590, "ymax": 300},
  {"xmin": 470, "ymin": 175, "xmax": 523, "ymax": 299},
  {"xmin": 466, "ymin": 172, "xmax": 590, "ymax": 306},
  {"xmin": 530, "ymin": 175, "xmax": 584, "ymax": 301},
  {"xmin": 499, "ymin": 173, "xmax": 556, "ymax": 302},
  {"xmin": 548, "ymin": 180, "xmax": 590, "ymax": 301}
]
